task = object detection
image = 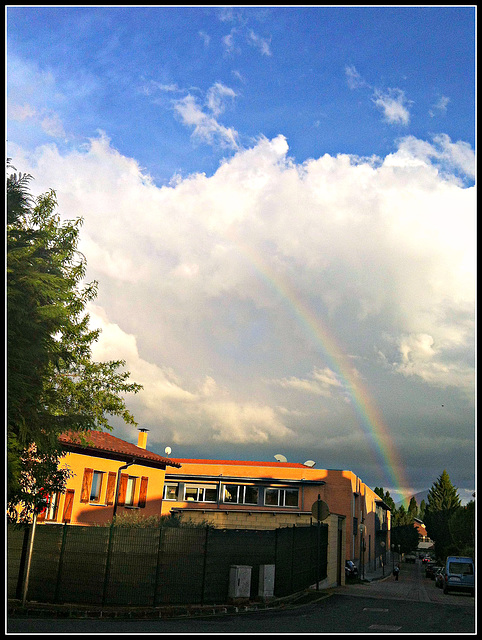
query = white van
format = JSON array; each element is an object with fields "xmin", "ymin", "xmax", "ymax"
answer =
[{"xmin": 443, "ymin": 556, "xmax": 474, "ymax": 596}]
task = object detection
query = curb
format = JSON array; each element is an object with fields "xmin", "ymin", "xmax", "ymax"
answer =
[{"xmin": 8, "ymin": 590, "xmax": 332, "ymax": 620}]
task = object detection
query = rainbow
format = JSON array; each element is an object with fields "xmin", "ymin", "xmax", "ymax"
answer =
[{"xmin": 237, "ymin": 240, "xmax": 411, "ymax": 508}]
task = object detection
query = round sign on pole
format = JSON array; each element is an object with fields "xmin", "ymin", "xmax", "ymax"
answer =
[{"xmin": 311, "ymin": 499, "xmax": 330, "ymax": 521}]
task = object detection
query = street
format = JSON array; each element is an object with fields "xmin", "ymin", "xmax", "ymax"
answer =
[{"xmin": 7, "ymin": 561, "xmax": 475, "ymax": 634}]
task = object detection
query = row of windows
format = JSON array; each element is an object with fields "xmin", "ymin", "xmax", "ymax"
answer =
[{"xmin": 164, "ymin": 483, "xmax": 299, "ymax": 507}]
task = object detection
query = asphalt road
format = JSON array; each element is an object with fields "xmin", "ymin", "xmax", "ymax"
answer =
[{"xmin": 7, "ymin": 561, "xmax": 475, "ymax": 634}]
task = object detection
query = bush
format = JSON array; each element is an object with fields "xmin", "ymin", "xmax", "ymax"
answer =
[{"xmin": 101, "ymin": 512, "xmax": 214, "ymax": 528}]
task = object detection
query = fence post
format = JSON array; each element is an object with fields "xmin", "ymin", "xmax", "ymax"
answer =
[
  {"xmin": 153, "ymin": 525, "xmax": 164, "ymax": 607},
  {"xmin": 54, "ymin": 523, "xmax": 69, "ymax": 603},
  {"xmin": 102, "ymin": 523, "xmax": 115, "ymax": 606},
  {"xmin": 291, "ymin": 525, "xmax": 296, "ymax": 594},
  {"xmin": 201, "ymin": 525, "xmax": 210, "ymax": 605},
  {"xmin": 21, "ymin": 513, "xmax": 38, "ymax": 606},
  {"xmin": 15, "ymin": 525, "xmax": 31, "ymax": 600}
]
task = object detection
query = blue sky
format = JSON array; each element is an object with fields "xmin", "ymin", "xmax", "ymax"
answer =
[{"xmin": 7, "ymin": 6, "xmax": 475, "ymax": 503}]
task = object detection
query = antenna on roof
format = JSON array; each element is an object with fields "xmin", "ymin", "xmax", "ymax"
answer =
[
  {"xmin": 164, "ymin": 446, "xmax": 172, "ymax": 456},
  {"xmin": 274, "ymin": 454, "xmax": 287, "ymax": 463},
  {"xmin": 304, "ymin": 460, "xmax": 316, "ymax": 467}
]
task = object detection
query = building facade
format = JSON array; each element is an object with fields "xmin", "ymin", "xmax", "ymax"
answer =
[
  {"xmin": 37, "ymin": 429, "xmax": 180, "ymax": 526},
  {"xmin": 161, "ymin": 459, "xmax": 391, "ymax": 570}
]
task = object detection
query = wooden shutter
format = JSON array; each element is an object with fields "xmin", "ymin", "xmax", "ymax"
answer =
[
  {"xmin": 80, "ymin": 468, "xmax": 93, "ymax": 503},
  {"xmin": 106, "ymin": 472, "xmax": 117, "ymax": 505},
  {"xmin": 62, "ymin": 489, "xmax": 75, "ymax": 523},
  {"xmin": 138, "ymin": 476, "xmax": 149, "ymax": 508},
  {"xmin": 117, "ymin": 473, "xmax": 128, "ymax": 506}
]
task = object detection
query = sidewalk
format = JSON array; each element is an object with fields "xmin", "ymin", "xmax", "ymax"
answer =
[
  {"xmin": 6, "ymin": 566, "xmax": 394, "ymax": 620},
  {"xmin": 361, "ymin": 563, "xmax": 394, "ymax": 583}
]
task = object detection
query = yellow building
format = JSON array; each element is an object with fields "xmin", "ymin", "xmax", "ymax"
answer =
[{"xmin": 37, "ymin": 429, "xmax": 180, "ymax": 525}]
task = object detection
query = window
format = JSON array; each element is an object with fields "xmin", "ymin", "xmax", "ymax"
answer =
[
  {"xmin": 222, "ymin": 484, "xmax": 260, "ymax": 505},
  {"xmin": 265, "ymin": 488, "xmax": 299, "ymax": 507},
  {"xmin": 125, "ymin": 476, "xmax": 137, "ymax": 506},
  {"xmin": 38, "ymin": 493, "xmax": 60, "ymax": 521},
  {"xmin": 184, "ymin": 484, "xmax": 218, "ymax": 502},
  {"xmin": 89, "ymin": 471, "xmax": 104, "ymax": 503},
  {"xmin": 164, "ymin": 484, "xmax": 179, "ymax": 500}
]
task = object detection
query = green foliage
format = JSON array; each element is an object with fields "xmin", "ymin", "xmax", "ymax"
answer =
[
  {"xmin": 448, "ymin": 500, "xmax": 475, "ymax": 558},
  {"xmin": 418, "ymin": 499, "xmax": 426, "ymax": 521},
  {"xmin": 390, "ymin": 523, "xmax": 420, "ymax": 555},
  {"xmin": 424, "ymin": 470, "xmax": 462, "ymax": 559},
  {"xmin": 100, "ymin": 512, "xmax": 214, "ymax": 528},
  {"xmin": 374, "ymin": 486, "xmax": 396, "ymax": 511},
  {"xmin": 377, "ymin": 475, "xmax": 472, "ymax": 561},
  {"xmin": 7, "ymin": 163, "xmax": 142, "ymax": 520}
]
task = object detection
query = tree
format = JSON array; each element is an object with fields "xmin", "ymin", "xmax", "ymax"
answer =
[
  {"xmin": 419, "ymin": 499, "xmax": 426, "ymax": 522},
  {"xmin": 390, "ymin": 523, "xmax": 420, "ymax": 555},
  {"xmin": 423, "ymin": 470, "xmax": 461, "ymax": 559},
  {"xmin": 407, "ymin": 496, "xmax": 418, "ymax": 521},
  {"xmin": 374, "ymin": 487, "xmax": 396, "ymax": 512},
  {"xmin": 7, "ymin": 164, "xmax": 142, "ymax": 520},
  {"xmin": 448, "ymin": 500, "xmax": 475, "ymax": 557}
]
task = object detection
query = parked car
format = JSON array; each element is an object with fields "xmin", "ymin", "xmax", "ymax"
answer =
[
  {"xmin": 443, "ymin": 556, "xmax": 474, "ymax": 596},
  {"xmin": 345, "ymin": 560, "xmax": 359, "ymax": 580},
  {"xmin": 422, "ymin": 556, "xmax": 431, "ymax": 564},
  {"xmin": 425, "ymin": 563, "xmax": 442, "ymax": 579},
  {"xmin": 435, "ymin": 567, "xmax": 445, "ymax": 588}
]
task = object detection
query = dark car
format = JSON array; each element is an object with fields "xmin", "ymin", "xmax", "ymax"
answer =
[
  {"xmin": 345, "ymin": 560, "xmax": 358, "ymax": 580},
  {"xmin": 425, "ymin": 563, "xmax": 443, "ymax": 579}
]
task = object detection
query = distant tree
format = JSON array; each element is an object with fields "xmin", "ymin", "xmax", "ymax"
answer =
[
  {"xmin": 448, "ymin": 500, "xmax": 475, "ymax": 557},
  {"xmin": 374, "ymin": 486, "xmax": 396, "ymax": 512},
  {"xmin": 7, "ymin": 164, "xmax": 142, "ymax": 521},
  {"xmin": 390, "ymin": 523, "xmax": 420, "ymax": 555},
  {"xmin": 408, "ymin": 496, "xmax": 418, "ymax": 520},
  {"xmin": 419, "ymin": 499, "xmax": 426, "ymax": 522},
  {"xmin": 424, "ymin": 470, "xmax": 461, "ymax": 559}
]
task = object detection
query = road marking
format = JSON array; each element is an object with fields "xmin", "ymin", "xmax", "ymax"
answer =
[
  {"xmin": 369, "ymin": 625, "xmax": 402, "ymax": 631},
  {"xmin": 363, "ymin": 607, "xmax": 388, "ymax": 612}
]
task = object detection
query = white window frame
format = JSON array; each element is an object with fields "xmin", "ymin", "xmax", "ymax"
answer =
[
  {"xmin": 163, "ymin": 483, "xmax": 179, "ymax": 500},
  {"xmin": 125, "ymin": 476, "xmax": 137, "ymax": 506},
  {"xmin": 184, "ymin": 484, "xmax": 218, "ymax": 503},
  {"xmin": 89, "ymin": 470, "xmax": 104, "ymax": 503},
  {"xmin": 264, "ymin": 487, "xmax": 299, "ymax": 507},
  {"xmin": 222, "ymin": 484, "xmax": 260, "ymax": 505}
]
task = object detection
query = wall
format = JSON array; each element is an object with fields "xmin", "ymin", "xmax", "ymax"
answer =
[
  {"xmin": 42, "ymin": 450, "xmax": 167, "ymax": 526},
  {"xmin": 163, "ymin": 460, "xmax": 387, "ymax": 565}
]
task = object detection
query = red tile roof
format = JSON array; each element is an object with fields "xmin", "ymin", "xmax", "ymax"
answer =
[{"xmin": 59, "ymin": 430, "xmax": 181, "ymax": 468}]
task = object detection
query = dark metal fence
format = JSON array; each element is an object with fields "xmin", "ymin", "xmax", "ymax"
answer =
[{"xmin": 7, "ymin": 522, "xmax": 328, "ymax": 606}]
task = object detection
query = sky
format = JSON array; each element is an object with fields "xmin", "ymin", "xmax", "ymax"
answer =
[{"xmin": 6, "ymin": 6, "xmax": 476, "ymax": 505}]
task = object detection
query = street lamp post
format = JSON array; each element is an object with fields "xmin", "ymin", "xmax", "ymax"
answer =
[{"xmin": 359, "ymin": 520, "xmax": 366, "ymax": 580}]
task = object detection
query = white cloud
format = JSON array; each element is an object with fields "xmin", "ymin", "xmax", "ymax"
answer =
[
  {"xmin": 429, "ymin": 95, "xmax": 450, "ymax": 117},
  {"xmin": 372, "ymin": 88, "xmax": 411, "ymax": 125},
  {"xmin": 345, "ymin": 65, "xmax": 367, "ymax": 90},
  {"xmin": 206, "ymin": 82, "xmax": 237, "ymax": 117},
  {"xmin": 270, "ymin": 367, "xmax": 344, "ymax": 398},
  {"xmin": 173, "ymin": 91, "xmax": 239, "ymax": 149},
  {"xmin": 10, "ymin": 132, "xmax": 475, "ymax": 447},
  {"xmin": 247, "ymin": 29, "xmax": 272, "ymax": 56},
  {"xmin": 199, "ymin": 30, "xmax": 210, "ymax": 46},
  {"xmin": 87, "ymin": 304, "xmax": 292, "ymax": 445}
]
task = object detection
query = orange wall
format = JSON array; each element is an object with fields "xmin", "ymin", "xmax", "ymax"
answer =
[
  {"xmin": 45, "ymin": 451, "xmax": 167, "ymax": 525},
  {"xmin": 162, "ymin": 460, "xmax": 389, "ymax": 562}
]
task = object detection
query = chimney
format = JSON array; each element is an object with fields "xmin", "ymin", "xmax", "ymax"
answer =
[{"xmin": 137, "ymin": 428, "xmax": 149, "ymax": 449}]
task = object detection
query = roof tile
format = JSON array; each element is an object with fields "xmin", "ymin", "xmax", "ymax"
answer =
[{"xmin": 59, "ymin": 430, "xmax": 181, "ymax": 468}]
